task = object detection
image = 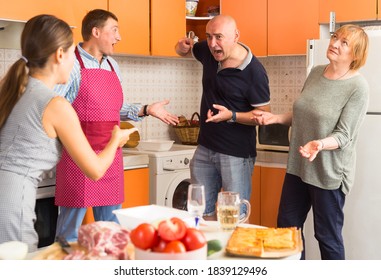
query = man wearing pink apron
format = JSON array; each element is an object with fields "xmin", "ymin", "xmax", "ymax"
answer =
[
  {"xmin": 54, "ymin": 10, "xmax": 179, "ymax": 241},
  {"xmin": 55, "ymin": 48, "xmax": 123, "ymax": 240}
]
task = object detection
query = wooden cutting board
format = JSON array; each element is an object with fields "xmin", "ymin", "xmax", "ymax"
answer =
[
  {"xmin": 32, "ymin": 242, "xmax": 85, "ymax": 260},
  {"xmin": 120, "ymin": 121, "xmax": 140, "ymax": 148},
  {"xmin": 33, "ymin": 242, "xmax": 135, "ymax": 260}
]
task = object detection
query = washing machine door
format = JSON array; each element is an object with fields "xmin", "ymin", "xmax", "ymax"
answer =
[{"xmin": 165, "ymin": 176, "xmax": 191, "ymax": 211}]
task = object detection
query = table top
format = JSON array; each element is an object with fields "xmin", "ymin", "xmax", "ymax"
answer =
[{"xmin": 26, "ymin": 221, "xmax": 301, "ymax": 260}]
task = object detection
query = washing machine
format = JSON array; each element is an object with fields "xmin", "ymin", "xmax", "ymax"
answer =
[{"xmin": 123, "ymin": 144, "xmax": 197, "ymax": 210}]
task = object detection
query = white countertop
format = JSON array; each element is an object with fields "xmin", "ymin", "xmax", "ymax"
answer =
[
  {"xmin": 256, "ymin": 150, "xmax": 288, "ymax": 168},
  {"xmin": 123, "ymin": 146, "xmax": 287, "ymax": 168},
  {"xmin": 122, "ymin": 153, "xmax": 149, "ymax": 170}
]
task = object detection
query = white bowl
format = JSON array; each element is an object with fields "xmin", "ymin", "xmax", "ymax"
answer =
[
  {"xmin": 137, "ymin": 140, "xmax": 174, "ymax": 152},
  {"xmin": 0, "ymin": 241, "xmax": 28, "ymax": 260},
  {"xmin": 113, "ymin": 205, "xmax": 193, "ymax": 230},
  {"xmin": 134, "ymin": 244, "xmax": 207, "ymax": 260}
]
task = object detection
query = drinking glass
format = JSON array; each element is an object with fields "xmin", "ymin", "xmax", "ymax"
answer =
[
  {"xmin": 217, "ymin": 191, "xmax": 251, "ymax": 231},
  {"xmin": 187, "ymin": 184, "xmax": 206, "ymax": 228}
]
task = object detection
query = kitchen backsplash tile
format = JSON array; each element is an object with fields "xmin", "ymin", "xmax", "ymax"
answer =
[
  {"xmin": 4, "ymin": 48, "xmax": 21, "ymax": 62},
  {"xmin": 0, "ymin": 48, "xmax": 305, "ymax": 141},
  {"xmin": 258, "ymin": 56, "xmax": 306, "ymax": 115},
  {"xmin": 0, "ymin": 49, "xmax": 4, "ymax": 77}
]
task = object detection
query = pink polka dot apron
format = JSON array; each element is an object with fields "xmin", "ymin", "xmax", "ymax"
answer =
[{"xmin": 55, "ymin": 48, "xmax": 123, "ymax": 207}]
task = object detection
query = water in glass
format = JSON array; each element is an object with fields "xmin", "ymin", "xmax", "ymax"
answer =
[{"xmin": 187, "ymin": 184, "xmax": 205, "ymax": 228}]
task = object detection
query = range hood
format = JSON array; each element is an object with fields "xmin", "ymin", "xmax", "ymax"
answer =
[
  {"xmin": 0, "ymin": 19, "xmax": 26, "ymax": 49},
  {"xmin": 0, "ymin": 18, "xmax": 76, "ymax": 50}
]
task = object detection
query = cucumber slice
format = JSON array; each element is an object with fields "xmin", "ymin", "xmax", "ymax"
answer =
[{"xmin": 207, "ymin": 239, "xmax": 223, "ymax": 256}]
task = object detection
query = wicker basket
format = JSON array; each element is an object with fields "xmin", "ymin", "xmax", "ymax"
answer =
[{"xmin": 173, "ymin": 112, "xmax": 200, "ymax": 145}]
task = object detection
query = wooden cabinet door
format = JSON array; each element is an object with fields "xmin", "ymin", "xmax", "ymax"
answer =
[
  {"xmin": 319, "ymin": 0, "xmax": 377, "ymax": 23},
  {"xmin": 83, "ymin": 168, "xmax": 149, "ymax": 224},
  {"xmin": 221, "ymin": 0, "xmax": 267, "ymax": 57},
  {"xmin": 260, "ymin": 166, "xmax": 286, "ymax": 228},
  {"xmin": 268, "ymin": 0, "xmax": 319, "ymax": 55},
  {"xmin": 151, "ymin": 0, "xmax": 186, "ymax": 57},
  {"xmin": 109, "ymin": 0, "xmax": 150, "ymax": 55},
  {"xmin": 67, "ymin": 0, "xmax": 107, "ymax": 44},
  {"xmin": 0, "ymin": 0, "xmax": 74, "ymax": 23},
  {"xmin": 249, "ymin": 165, "xmax": 261, "ymax": 225},
  {"xmin": 122, "ymin": 168, "xmax": 149, "ymax": 208}
]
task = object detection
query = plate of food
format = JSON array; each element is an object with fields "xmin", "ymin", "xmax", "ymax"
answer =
[{"xmin": 225, "ymin": 226, "xmax": 303, "ymax": 258}]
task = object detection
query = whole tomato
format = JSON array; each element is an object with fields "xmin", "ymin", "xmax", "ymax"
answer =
[
  {"xmin": 182, "ymin": 228, "xmax": 207, "ymax": 251},
  {"xmin": 152, "ymin": 237, "xmax": 168, "ymax": 252},
  {"xmin": 157, "ymin": 217, "xmax": 187, "ymax": 241},
  {"xmin": 163, "ymin": 240, "xmax": 186, "ymax": 253},
  {"xmin": 130, "ymin": 223, "xmax": 158, "ymax": 250}
]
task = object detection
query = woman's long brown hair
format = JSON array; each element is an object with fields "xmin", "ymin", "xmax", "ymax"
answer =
[{"xmin": 0, "ymin": 14, "xmax": 73, "ymax": 129}]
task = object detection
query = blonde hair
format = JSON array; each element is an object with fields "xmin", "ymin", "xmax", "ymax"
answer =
[
  {"xmin": 0, "ymin": 14, "xmax": 73, "ymax": 129},
  {"xmin": 334, "ymin": 24, "xmax": 369, "ymax": 70}
]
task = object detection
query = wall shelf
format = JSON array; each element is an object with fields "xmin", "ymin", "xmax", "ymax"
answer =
[{"xmin": 186, "ymin": 16, "xmax": 213, "ymax": 20}]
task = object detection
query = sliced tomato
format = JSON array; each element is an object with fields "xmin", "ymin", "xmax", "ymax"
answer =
[
  {"xmin": 182, "ymin": 228, "xmax": 207, "ymax": 251},
  {"xmin": 130, "ymin": 223, "xmax": 158, "ymax": 250},
  {"xmin": 157, "ymin": 217, "xmax": 187, "ymax": 241},
  {"xmin": 163, "ymin": 240, "xmax": 186, "ymax": 253},
  {"xmin": 152, "ymin": 237, "xmax": 168, "ymax": 252}
]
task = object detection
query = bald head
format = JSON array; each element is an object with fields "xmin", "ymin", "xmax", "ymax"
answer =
[
  {"xmin": 205, "ymin": 15, "xmax": 241, "ymax": 63},
  {"xmin": 208, "ymin": 15, "xmax": 237, "ymax": 27},
  {"xmin": 206, "ymin": 15, "xmax": 237, "ymax": 35}
]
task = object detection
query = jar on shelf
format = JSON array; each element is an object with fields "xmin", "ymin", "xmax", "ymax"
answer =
[{"xmin": 186, "ymin": 0, "xmax": 199, "ymax": 17}]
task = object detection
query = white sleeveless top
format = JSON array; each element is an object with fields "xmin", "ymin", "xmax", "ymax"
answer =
[
  {"xmin": 0, "ymin": 77, "xmax": 62, "ymax": 185},
  {"xmin": 0, "ymin": 76, "xmax": 62, "ymax": 251}
]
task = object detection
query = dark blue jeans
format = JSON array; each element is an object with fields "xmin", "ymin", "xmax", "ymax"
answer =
[{"xmin": 277, "ymin": 173, "xmax": 346, "ymax": 260}]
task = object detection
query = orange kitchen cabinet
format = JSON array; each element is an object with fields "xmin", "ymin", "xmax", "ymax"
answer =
[
  {"xmin": 0, "ymin": 0, "xmax": 75, "ymax": 25},
  {"xmin": 319, "ymin": 0, "xmax": 377, "ymax": 23},
  {"xmin": 260, "ymin": 166, "xmax": 286, "ymax": 228},
  {"xmin": 83, "ymin": 167, "xmax": 149, "ymax": 224},
  {"xmin": 249, "ymin": 165, "xmax": 286, "ymax": 227},
  {"xmin": 222, "ymin": 0, "xmax": 319, "ymax": 56},
  {"xmin": 109, "ymin": 0, "xmax": 150, "ymax": 55},
  {"xmin": 66, "ymin": 0, "xmax": 149, "ymax": 55},
  {"xmin": 249, "ymin": 165, "xmax": 261, "ymax": 225},
  {"xmin": 268, "ymin": 0, "xmax": 319, "ymax": 56},
  {"xmin": 221, "ymin": 0, "xmax": 267, "ymax": 57},
  {"xmin": 122, "ymin": 167, "xmax": 149, "ymax": 208},
  {"xmin": 66, "ymin": 0, "xmax": 107, "ymax": 44},
  {"xmin": 151, "ymin": 0, "xmax": 186, "ymax": 56}
]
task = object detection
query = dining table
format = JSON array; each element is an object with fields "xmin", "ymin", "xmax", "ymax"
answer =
[{"xmin": 26, "ymin": 220, "xmax": 301, "ymax": 260}]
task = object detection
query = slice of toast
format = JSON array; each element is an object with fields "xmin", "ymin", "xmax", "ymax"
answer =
[{"xmin": 225, "ymin": 227, "xmax": 302, "ymax": 258}]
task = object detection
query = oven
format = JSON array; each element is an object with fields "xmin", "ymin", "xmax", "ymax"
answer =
[
  {"xmin": 256, "ymin": 124, "xmax": 290, "ymax": 152},
  {"xmin": 35, "ymin": 168, "xmax": 57, "ymax": 248}
]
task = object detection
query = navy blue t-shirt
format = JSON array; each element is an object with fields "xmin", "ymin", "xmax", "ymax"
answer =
[{"xmin": 192, "ymin": 41, "xmax": 270, "ymax": 158}]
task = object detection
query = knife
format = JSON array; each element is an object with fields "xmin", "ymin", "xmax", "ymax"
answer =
[{"xmin": 55, "ymin": 236, "xmax": 73, "ymax": 255}]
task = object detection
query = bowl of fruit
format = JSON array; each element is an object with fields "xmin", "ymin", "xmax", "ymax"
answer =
[{"xmin": 131, "ymin": 217, "xmax": 207, "ymax": 260}]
